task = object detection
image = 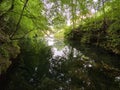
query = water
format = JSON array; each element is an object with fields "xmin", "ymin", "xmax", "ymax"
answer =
[{"xmin": 0, "ymin": 35, "xmax": 120, "ymax": 90}]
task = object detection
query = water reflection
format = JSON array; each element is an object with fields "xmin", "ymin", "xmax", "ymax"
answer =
[
  {"xmin": 1, "ymin": 36, "xmax": 120, "ymax": 90},
  {"xmin": 46, "ymin": 35, "xmax": 120, "ymax": 89}
]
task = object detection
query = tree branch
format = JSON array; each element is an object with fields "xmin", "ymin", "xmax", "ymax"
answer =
[
  {"xmin": 10, "ymin": 29, "xmax": 34, "ymax": 40},
  {"xmin": 10, "ymin": 0, "xmax": 29, "ymax": 39}
]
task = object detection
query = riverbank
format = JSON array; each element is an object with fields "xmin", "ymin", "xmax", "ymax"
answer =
[{"xmin": 64, "ymin": 1, "xmax": 120, "ymax": 55}]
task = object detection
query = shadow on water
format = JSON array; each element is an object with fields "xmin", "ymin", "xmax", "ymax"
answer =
[{"xmin": 1, "ymin": 36, "xmax": 120, "ymax": 90}]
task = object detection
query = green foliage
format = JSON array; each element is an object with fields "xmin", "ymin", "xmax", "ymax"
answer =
[
  {"xmin": 0, "ymin": 0, "xmax": 12, "ymax": 13},
  {"xmin": 0, "ymin": 58, "xmax": 11, "ymax": 74},
  {"xmin": 0, "ymin": 41, "xmax": 20, "ymax": 58},
  {"xmin": 80, "ymin": 33, "xmax": 91, "ymax": 43},
  {"xmin": 5, "ymin": 38, "xmax": 52, "ymax": 90},
  {"xmin": 65, "ymin": 0, "xmax": 120, "ymax": 54},
  {"xmin": 19, "ymin": 37, "xmax": 52, "ymax": 68},
  {"xmin": 0, "ymin": 0, "xmax": 49, "ymax": 39},
  {"xmin": 40, "ymin": 77, "xmax": 60, "ymax": 90},
  {"xmin": 106, "ymin": 21, "xmax": 120, "ymax": 54},
  {"xmin": 0, "ymin": 0, "xmax": 50, "ymax": 75},
  {"xmin": 64, "ymin": 26, "xmax": 73, "ymax": 39},
  {"xmin": 54, "ymin": 29, "xmax": 64, "ymax": 39},
  {"xmin": 0, "ymin": 41, "xmax": 20, "ymax": 74},
  {"xmin": 52, "ymin": 15, "xmax": 66, "ymax": 29},
  {"xmin": 0, "ymin": 46, "xmax": 9, "ymax": 58}
]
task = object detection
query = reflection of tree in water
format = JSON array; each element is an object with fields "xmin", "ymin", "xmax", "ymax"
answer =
[
  {"xmin": 6, "ymin": 39, "xmax": 52, "ymax": 90},
  {"xmin": 4, "ymin": 39, "xmax": 120, "ymax": 90},
  {"xmin": 48, "ymin": 45, "xmax": 120, "ymax": 90}
]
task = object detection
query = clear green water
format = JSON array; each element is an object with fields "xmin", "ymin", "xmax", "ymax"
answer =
[{"xmin": 0, "ymin": 36, "xmax": 120, "ymax": 90}]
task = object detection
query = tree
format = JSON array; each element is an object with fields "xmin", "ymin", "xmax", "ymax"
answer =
[{"xmin": 10, "ymin": 0, "xmax": 29, "ymax": 39}]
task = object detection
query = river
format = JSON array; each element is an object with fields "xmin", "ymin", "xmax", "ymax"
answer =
[{"xmin": 0, "ymin": 35, "xmax": 120, "ymax": 90}]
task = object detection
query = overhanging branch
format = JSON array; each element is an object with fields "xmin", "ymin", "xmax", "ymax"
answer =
[{"xmin": 10, "ymin": 0, "xmax": 29, "ymax": 39}]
